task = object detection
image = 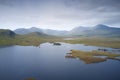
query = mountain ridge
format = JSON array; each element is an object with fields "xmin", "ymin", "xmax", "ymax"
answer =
[
  {"xmin": 13, "ymin": 24, "xmax": 120, "ymax": 37},
  {"xmin": 68, "ymin": 24, "xmax": 120, "ymax": 37},
  {"xmin": 14, "ymin": 27, "xmax": 68, "ymax": 36}
]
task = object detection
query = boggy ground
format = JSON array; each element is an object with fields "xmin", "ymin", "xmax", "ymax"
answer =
[
  {"xmin": 64, "ymin": 37, "xmax": 120, "ymax": 49},
  {"xmin": 65, "ymin": 50, "xmax": 120, "ymax": 64}
]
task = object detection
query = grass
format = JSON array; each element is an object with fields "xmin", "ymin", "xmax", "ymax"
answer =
[
  {"xmin": 64, "ymin": 37, "xmax": 120, "ymax": 48},
  {"xmin": 66, "ymin": 50, "xmax": 120, "ymax": 64},
  {"xmin": 0, "ymin": 35, "xmax": 63, "ymax": 46},
  {"xmin": 0, "ymin": 34, "xmax": 120, "ymax": 49}
]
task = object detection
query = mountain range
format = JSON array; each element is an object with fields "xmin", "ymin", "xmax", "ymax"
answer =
[
  {"xmin": 69, "ymin": 24, "xmax": 120, "ymax": 37},
  {"xmin": 14, "ymin": 24, "xmax": 120, "ymax": 37},
  {"xmin": 14, "ymin": 27, "xmax": 68, "ymax": 36}
]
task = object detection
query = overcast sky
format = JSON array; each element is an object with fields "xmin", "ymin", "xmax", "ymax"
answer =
[{"xmin": 0, "ymin": 0, "xmax": 120, "ymax": 30}]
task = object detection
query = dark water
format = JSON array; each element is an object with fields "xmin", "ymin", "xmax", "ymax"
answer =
[{"xmin": 0, "ymin": 42, "xmax": 120, "ymax": 80}]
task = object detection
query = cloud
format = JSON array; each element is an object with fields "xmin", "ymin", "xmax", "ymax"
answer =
[
  {"xmin": 0, "ymin": 0, "xmax": 120, "ymax": 30},
  {"xmin": 64, "ymin": 0, "xmax": 120, "ymax": 10}
]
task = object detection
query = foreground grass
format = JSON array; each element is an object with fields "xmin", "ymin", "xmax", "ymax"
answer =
[
  {"xmin": 64, "ymin": 37, "xmax": 120, "ymax": 48},
  {"xmin": 66, "ymin": 50, "xmax": 120, "ymax": 64}
]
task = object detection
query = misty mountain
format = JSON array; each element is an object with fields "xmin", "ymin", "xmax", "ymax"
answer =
[
  {"xmin": 69, "ymin": 24, "xmax": 120, "ymax": 37},
  {"xmin": 68, "ymin": 26, "xmax": 91, "ymax": 35},
  {"xmin": 93, "ymin": 24, "xmax": 109, "ymax": 29},
  {"xmin": 43, "ymin": 29, "xmax": 67, "ymax": 35},
  {"xmin": 14, "ymin": 24, "xmax": 120, "ymax": 37},
  {"xmin": 14, "ymin": 28, "xmax": 30, "ymax": 34},
  {"xmin": 24, "ymin": 32, "xmax": 49, "ymax": 37},
  {"xmin": 14, "ymin": 27, "xmax": 43, "ymax": 35},
  {"xmin": 14, "ymin": 27, "xmax": 68, "ymax": 36}
]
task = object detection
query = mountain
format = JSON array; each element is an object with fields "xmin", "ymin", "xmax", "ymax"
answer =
[
  {"xmin": 69, "ymin": 24, "xmax": 120, "ymax": 37},
  {"xmin": 90, "ymin": 24, "xmax": 120, "ymax": 37},
  {"xmin": 14, "ymin": 27, "xmax": 43, "ymax": 35},
  {"xmin": 0, "ymin": 29, "xmax": 16, "ymax": 37},
  {"xmin": 0, "ymin": 29, "xmax": 48, "ymax": 37},
  {"xmin": 93, "ymin": 24, "xmax": 109, "ymax": 29},
  {"xmin": 0, "ymin": 29, "xmax": 53, "ymax": 46},
  {"xmin": 14, "ymin": 24, "xmax": 120, "ymax": 37},
  {"xmin": 14, "ymin": 28, "xmax": 30, "ymax": 34},
  {"xmin": 43, "ymin": 29, "xmax": 67, "ymax": 35},
  {"xmin": 14, "ymin": 27, "xmax": 68, "ymax": 36},
  {"xmin": 25, "ymin": 32, "xmax": 49, "ymax": 37},
  {"xmin": 68, "ymin": 26, "xmax": 91, "ymax": 35}
]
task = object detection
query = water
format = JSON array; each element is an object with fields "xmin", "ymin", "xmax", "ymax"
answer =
[{"xmin": 0, "ymin": 42, "xmax": 120, "ymax": 80}]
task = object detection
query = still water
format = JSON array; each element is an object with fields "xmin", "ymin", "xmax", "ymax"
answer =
[{"xmin": 0, "ymin": 42, "xmax": 120, "ymax": 80}]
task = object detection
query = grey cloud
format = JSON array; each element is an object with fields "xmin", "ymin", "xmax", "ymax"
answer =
[
  {"xmin": 101, "ymin": 14, "xmax": 120, "ymax": 26},
  {"xmin": 0, "ymin": 0, "xmax": 26, "ymax": 6},
  {"xmin": 0, "ymin": 0, "xmax": 120, "ymax": 30},
  {"xmin": 64, "ymin": 0, "xmax": 120, "ymax": 12}
]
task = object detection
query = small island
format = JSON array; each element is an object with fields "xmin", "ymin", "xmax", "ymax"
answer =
[
  {"xmin": 53, "ymin": 42, "xmax": 61, "ymax": 45},
  {"xmin": 65, "ymin": 50, "xmax": 120, "ymax": 64}
]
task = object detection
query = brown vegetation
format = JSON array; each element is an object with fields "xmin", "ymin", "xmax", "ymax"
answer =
[{"xmin": 65, "ymin": 50, "xmax": 120, "ymax": 64}]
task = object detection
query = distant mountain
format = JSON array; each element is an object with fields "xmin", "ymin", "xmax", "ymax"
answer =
[
  {"xmin": 68, "ymin": 26, "xmax": 91, "ymax": 35},
  {"xmin": 14, "ymin": 27, "xmax": 43, "ymax": 35},
  {"xmin": 0, "ymin": 29, "xmax": 16, "ymax": 37},
  {"xmin": 29, "ymin": 27, "xmax": 42, "ymax": 32},
  {"xmin": 14, "ymin": 27, "xmax": 68, "ymax": 36},
  {"xmin": 69, "ymin": 24, "xmax": 120, "ymax": 37},
  {"xmin": 93, "ymin": 24, "xmax": 109, "ymax": 29},
  {"xmin": 25, "ymin": 32, "xmax": 49, "ymax": 37},
  {"xmin": 14, "ymin": 24, "xmax": 120, "ymax": 37},
  {"xmin": 43, "ymin": 29, "xmax": 67, "ymax": 35},
  {"xmin": 14, "ymin": 28, "xmax": 30, "ymax": 34}
]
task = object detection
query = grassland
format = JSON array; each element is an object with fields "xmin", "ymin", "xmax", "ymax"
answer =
[
  {"xmin": 64, "ymin": 37, "xmax": 120, "ymax": 48},
  {"xmin": 66, "ymin": 50, "xmax": 120, "ymax": 64},
  {"xmin": 0, "ymin": 32, "xmax": 120, "ymax": 49},
  {"xmin": 0, "ymin": 35, "xmax": 63, "ymax": 46}
]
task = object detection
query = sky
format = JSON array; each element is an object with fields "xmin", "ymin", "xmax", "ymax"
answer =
[{"xmin": 0, "ymin": 0, "xmax": 120, "ymax": 30}]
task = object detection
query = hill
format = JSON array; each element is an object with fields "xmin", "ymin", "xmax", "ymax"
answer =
[
  {"xmin": 0, "ymin": 29, "xmax": 16, "ymax": 45},
  {"xmin": 24, "ymin": 32, "xmax": 49, "ymax": 37},
  {"xmin": 0, "ymin": 29, "xmax": 61, "ymax": 46},
  {"xmin": 0, "ymin": 29, "xmax": 16, "ymax": 37},
  {"xmin": 14, "ymin": 24, "xmax": 120, "ymax": 37},
  {"xmin": 69, "ymin": 24, "xmax": 120, "ymax": 37},
  {"xmin": 14, "ymin": 27, "xmax": 68, "ymax": 36}
]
